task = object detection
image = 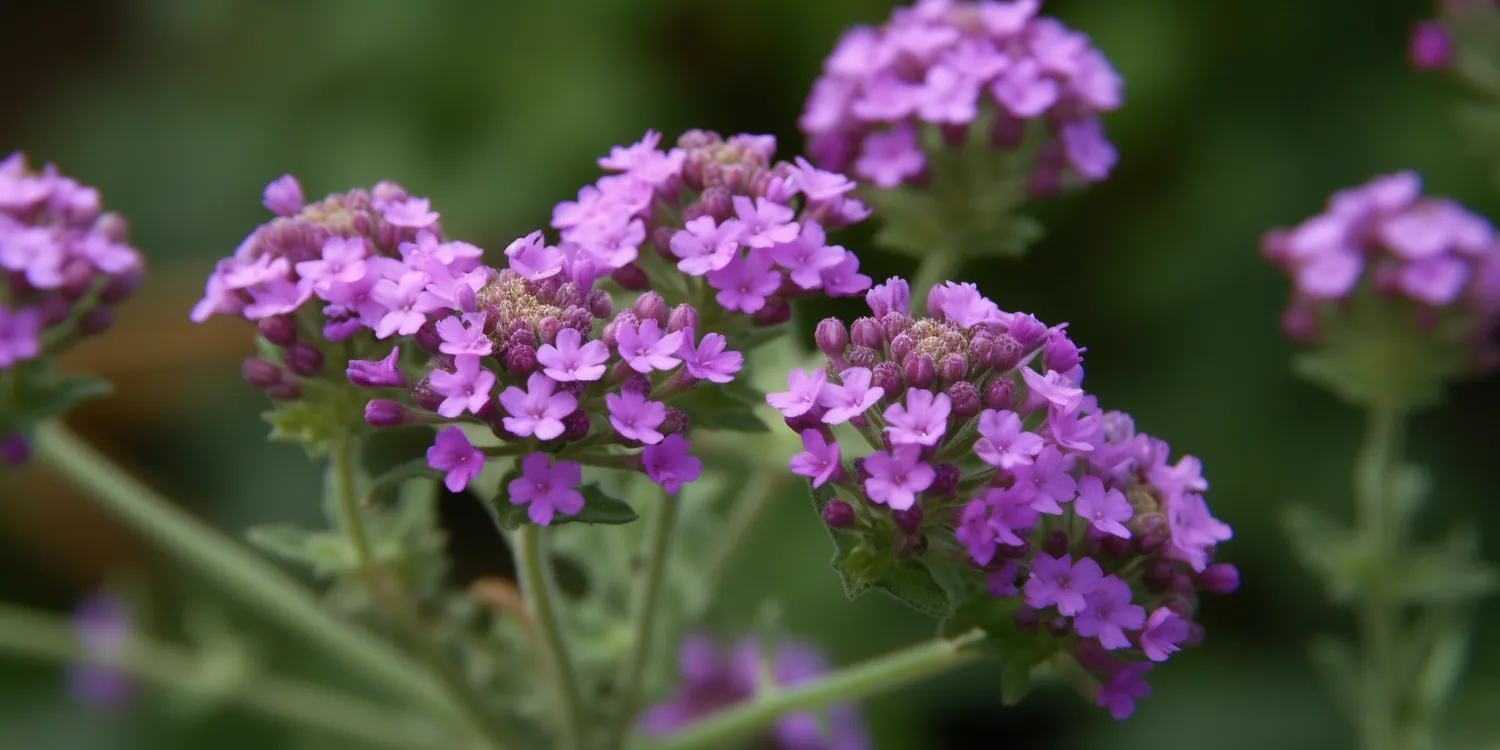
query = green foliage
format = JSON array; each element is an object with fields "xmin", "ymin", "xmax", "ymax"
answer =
[
  {"xmin": 809, "ymin": 483, "xmax": 953, "ymax": 618},
  {"xmin": 1392, "ymin": 528, "xmax": 1499, "ymax": 605},
  {"xmin": 939, "ymin": 594, "xmax": 1058, "ymax": 705},
  {"xmin": 245, "ymin": 525, "xmax": 356, "ymax": 576},
  {"xmin": 262, "ymin": 379, "xmax": 369, "ymax": 459},
  {"xmin": 361, "ymin": 458, "xmax": 444, "ymax": 505},
  {"xmin": 672, "ymin": 379, "xmax": 771, "ymax": 434},
  {"xmin": 1283, "ymin": 505, "xmax": 1367, "ymax": 603},
  {"xmin": 0, "ymin": 359, "xmax": 113, "ymax": 437},
  {"xmin": 485, "ymin": 481, "xmax": 640, "ymax": 531}
]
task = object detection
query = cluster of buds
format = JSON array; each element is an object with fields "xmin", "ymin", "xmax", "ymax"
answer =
[
  {"xmin": 768, "ymin": 277, "xmax": 1235, "ymax": 719},
  {"xmin": 551, "ymin": 129, "xmax": 873, "ymax": 331},
  {"xmin": 800, "ymin": 0, "xmax": 1122, "ymax": 195},
  {"xmin": 1408, "ymin": 0, "xmax": 1500, "ymax": 71},
  {"xmin": 1, "ymin": 152, "xmax": 144, "ymax": 463},
  {"xmin": 639, "ymin": 631, "xmax": 869, "ymax": 749},
  {"xmin": 1261, "ymin": 171, "xmax": 1500, "ymax": 373}
]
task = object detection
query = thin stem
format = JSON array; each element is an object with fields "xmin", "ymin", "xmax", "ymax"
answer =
[
  {"xmin": 1355, "ymin": 405, "xmax": 1404, "ymax": 750},
  {"xmin": 331, "ymin": 436, "xmax": 371, "ymax": 564},
  {"xmin": 909, "ymin": 248, "xmax": 960, "ymax": 315},
  {"xmin": 703, "ymin": 474, "xmax": 780, "ymax": 587},
  {"xmin": 644, "ymin": 629, "xmax": 987, "ymax": 750},
  {"xmin": 30, "ymin": 421, "xmax": 463, "ymax": 727},
  {"xmin": 514, "ymin": 525, "xmax": 586, "ymax": 750},
  {"xmin": 608, "ymin": 494, "xmax": 683, "ymax": 749},
  {"xmin": 0, "ymin": 601, "xmax": 446, "ymax": 750}
]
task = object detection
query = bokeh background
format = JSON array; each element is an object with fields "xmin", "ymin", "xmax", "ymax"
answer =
[{"xmin": 3, "ymin": 0, "xmax": 1498, "ymax": 748}]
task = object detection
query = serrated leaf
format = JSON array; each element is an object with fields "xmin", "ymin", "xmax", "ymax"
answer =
[
  {"xmin": 673, "ymin": 385, "xmax": 771, "ymax": 433},
  {"xmin": 361, "ymin": 457, "xmax": 443, "ymax": 504},
  {"xmin": 262, "ymin": 379, "xmax": 367, "ymax": 458},
  {"xmin": 1391, "ymin": 528, "xmax": 1500, "ymax": 604},
  {"xmin": 245, "ymin": 525, "xmax": 355, "ymax": 576},
  {"xmin": 811, "ymin": 483, "xmax": 953, "ymax": 617},
  {"xmin": 1283, "ymin": 504, "xmax": 1367, "ymax": 602},
  {"xmin": 7, "ymin": 359, "xmax": 114, "ymax": 426}
]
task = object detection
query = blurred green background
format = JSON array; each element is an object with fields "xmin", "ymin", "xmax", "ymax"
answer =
[{"xmin": 3, "ymin": 0, "xmax": 1498, "ymax": 748}]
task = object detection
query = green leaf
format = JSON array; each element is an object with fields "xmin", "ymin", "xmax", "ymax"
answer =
[
  {"xmin": 939, "ymin": 593, "xmax": 1056, "ymax": 705},
  {"xmin": 1308, "ymin": 636, "xmax": 1361, "ymax": 723},
  {"xmin": 262, "ymin": 379, "xmax": 367, "ymax": 458},
  {"xmin": 484, "ymin": 479, "xmax": 638, "ymax": 531},
  {"xmin": 361, "ymin": 457, "xmax": 443, "ymax": 504},
  {"xmin": 811, "ymin": 483, "xmax": 953, "ymax": 618},
  {"xmin": 245, "ymin": 524, "xmax": 355, "ymax": 576},
  {"xmin": 672, "ymin": 384, "xmax": 771, "ymax": 433},
  {"xmin": 1283, "ymin": 504, "xmax": 1366, "ymax": 602},
  {"xmin": 5, "ymin": 359, "xmax": 114, "ymax": 428},
  {"xmin": 1391, "ymin": 528, "xmax": 1500, "ymax": 604}
]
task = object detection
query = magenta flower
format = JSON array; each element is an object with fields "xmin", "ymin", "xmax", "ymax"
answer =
[
  {"xmin": 861, "ymin": 445, "xmax": 934, "ymax": 511},
  {"xmin": 499, "ymin": 372, "xmax": 577, "ymax": 441},
  {"xmin": 985, "ymin": 487, "xmax": 1038, "ymax": 547},
  {"xmin": 768, "ymin": 368, "xmax": 827, "ymax": 419},
  {"xmin": 262, "ymin": 174, "xmax": 304, "ymax": 216},
  {"xmin": 606, "ymin": 389, "xmax": 667, "ymax": 444},
  {"xmin": 788, "ymin": 156, "xmax": 857, "ymax": 203},
  {"xmin": 507, "ymin": 453, "xmax": 585, "ymax": 525},
  {"xmin": 854, "ymin": 124, "xmax": 925, "ymax": 189},
  {"xmin": 678, "ymin": 330, "xmax": 743, "ymax": 384},
  {"xmin": 1073, "ymin": 576, "xmax": 1145, "ymax": 650},
  {"xmin": 817, "ymin": 252, "xmax": 872, "ymax": 296},
  {"xmin": 1166, "ymin": 492, "xmax": 1233, "ymax": 572},
  {"xmin": 381, "ymin": 196, "xmax": 439, "ymax": 229},
  {"xmin": 882, "ymin": 388, "xmax": 951, "ymax": 446},
  {"xmin": 426, "ymin": 426, "xmax": 484, "ymax": 492},
  {"xmin": 974, "ymin": 409, "xmax": 1044, "ymax": 469},
  {"xmin": 642, "ymin": 434, "xmax": 703, "ymax": 494},
  {"xmin": 1097, "ymin": 662, "xmax": 1152, "ymax": 720},
  {"xmin": 818, "ymin": 367, "xmax": 884, "ymax": 425},
  {"xmin": 1023, "ymin": 553, "xmax": 1103, "ymax": 616},
  {"xmin": 732, "ymin": 195, "xmax": 800, "ymax": 248},
  {"xmin": 436, "ymin": 312, "xmax": 492, "ymax": 356},
  {"xmin": 706, "ymin": 252, "xmax": 783, "ymax": 313},
  {"xmin": 865, "ymin": 276, "xmax": 910, "ymax": 318},
  {"xmin": 1012, "ymin": 446, "xmax": 1077, "ymax": 514},
  {"xmin": 372, "ymin": 271, "xmax": 433, "ymax": 338},
  {"xmin": 1021, "ymin": 366, "xmax": 1084, "ymax": 411},
  {"xmin": 428, "ymin": 355, "xmax": 498, "ymax": 418},
  {"xmin": 347, "ymin": 346, "xmax": 407, "ymax": 389},
  {"xmin": 955, "ymin": 499, "xmax": 997, "ymax": 566},
  {"xmin": 669, "ymin": 216, "xmax": 742, "ymax": 276},
  {"xmin": 1138, "ymin": 607, "xmax": 1190, "ymax": 662},
  {"xmin": 1047, "ymin": 402, "xmax": 1099, "ymax": 452},
  {"xmin": 538, "ymin": 327, "xmax": 610, "ymax": 382},
  {"xmin": 1074, "ymin": 475, "xmax": 1131, "ymax": 538},
  {"xmin": 788, "ymin": 429, "xmax": 842, "ymax": 488},
  {"xmin": 504, "ymin": 231, "xmax": 564, "ymax": 281},
  {"xmin": 770, "ymin": 222, "xmax": 847, "ymax": 290},
  {"xmin": 0, "ymin": 305, "xmax": 42, "ymax": 367},
  {"xmin": 616, "ymin": 318, "xmax": 685, "ymax": 374},
  {"xmin": 295, "ymin": 237, "xmax": 368, "ymax": 291}
]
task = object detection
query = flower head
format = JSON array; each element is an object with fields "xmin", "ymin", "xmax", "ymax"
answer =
[
  {"xmin": 508, "ymin": 453, "xmax": 585, "ymax": 525},
  {"xmin": 788, "ymin": 429, "xmax": 843, "ymax": 488},
  {"xmin": 500, "ymin": 372, "xmax": 577, "ymax": 440},
  {"xmin": 606, "ymin": 389, "xmax": 667, "ymax": 444},
  {"xmin": 426, "ymin": 426, "xmax": 484, "ymax": 492},
  {"xmin": 642, "ymin": 434, "xmax": 703, "ymax": 494}
]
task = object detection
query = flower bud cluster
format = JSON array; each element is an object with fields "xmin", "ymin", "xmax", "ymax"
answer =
[
  {"xmin": 1261, "ymin": 171, "xmax": 1500, "ymax": 370},
  {"xmin": 800, "ymin": 0, "xmax": 1122, "ymax": 195},
  {"xmin": 770, "ymin": 276, "xmax": 1235, "ymax": 719},
  {"xmin": 1, "ymin": 152, "xmax": 143, "ymax": 369},
  {"xmin": 551, "ymin": 129, "xmax": 873, "ymax": 327}
]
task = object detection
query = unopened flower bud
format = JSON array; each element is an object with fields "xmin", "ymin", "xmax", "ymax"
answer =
[
  {"xmin": 99, "ymin": 269, "xmax": 141, "ymax": 305},
  {"xmin": 667, "ymin": 304, "xmax": 698, "ymax": 333},
  {"xmin": 903, "ymin": 354, "xmax": 935, "ymax": 389},
  {"xmin": 586, "ymin": 289, "xmax": 613, "ymax": 319},
  {"xmin": 997, "ymin": 540, "xmax": 1031, "ymax": 560},
  {"xmin": 38, "ymin": 295, "xmax": 70, "ymax": 326},
  {"xmin": 850, "ymin": 317, "xmax": 883, "ymax": 348},
  {"xmin": 410, "ymin": 378, "xmax": 445, "ymax": 412},
  {"xmin": 241, "ymin": 357, "xmax": 283, "ymax": 389},
  {"xmin": 258, "ymin": 315, "xmax": 297, "ymax": 347},
  {"xmin": 928, "ymin": 463, "xmax": 960, "ymax": 496},
  {"xmin": 938, "ymin": 353, "xmax": 967, "ymax": 382},
  {"xmin": 562, "ymin": 410, "xmax": 592, "ymax": 441},
  {"xmin": 364, "ymin": 399, "xmax": 407, "ymax": 427},
  {"xmin": 892, "ymin": 532, "xmax": 928, "ymax": 557},
  {"xmin": 1409, "ymin": 21, "xmax": 1452, "ymax": 71},
  {"xmin": 815, "ymin": 318, "xmax": 848, "ymax": 355},
  {"xmin": 822, "ymin": 499, "xmax": 856, "ymax": 528},
  {"xmin": 753, "ymin": 296, "xmax": 791, "ymax": 326},
  {"xmin": 1198, "ymin": 563, "xmax": 1240, "ymax": 595},
  {"xmin": 1143, "ymin": 559, "xmax": 1176, "ymax": 592},
  {"xmin": 889, "ymin": 332, "xmax": 914, "ymax": 363},
  {"xmin": 1043, "ymin": 335, "xmax": 1081, "ymax": 373},
  {"xmin": 947, "ymin": 381, "xmax": 981, "ymax": 421},
  {"xmin": 414, "ymin": 321, "xmax": 443, "ymax": 353},
  {"xmin": 622, "ymin": 374, "xmax": 651, "ymax": 397},
  {"xmin": 265, "ymin": 382, "xmax": 301, "ymax": 400},
  {"xmin": 1007, "ymin": 314, "xmax": 1047, "ymax": 350},
  {"xmin": 263, "ymin": 175, "xmax": 305, "ymax": 216},
  {"xmin": 848, "ymin": 345, "xmax": 876, "ymax": 369},
  {"xmin": 871, "ymin": 361, "xmax": 903, "ymax": 397},
  {"xmin": 506, "ymin": 345, "xmax": 538, "ymax": 377},
  {"xmin": 538, "ymin": 316, "xmax": 563, "ymax": 345},
  {"xmin": 881, "ymin": 312, "xmax": 912, "ymax": 341},
  {"xmin": 661, "ymin": 407, "xmax": 691, "ymax": 436},
  {"xmin": 2, "ymin": 434, "xmax": 31, "ymax": 466},
  {"xmin": 59, "ymin": 258, "xmax": 94, "ymax": 300},
  {"xmin": 1013, "ymin": 606, "xmax": 1041, "ymax": 630},
  {"xmin": 347, "ymin": 352, "xmax": 407, "ymax": 389},
  {"xmin": 983, "ymin": 379, "xmax": 1015, "ymax": 411},
  {"xmin": 1044, "ymin": 616, "xmax": 1070, "ymax": 636},
  {"xmin": 77, "ymin": 307, "xmax": 114, "ymax": 336},
  {"xmin": 986, "ymin": 334, "xmax": 1023, "ymax": 371},
  {"xmin": 611, "ymin": 265, "xmax": 648, "ymax": 291},
  {"xmin": 1100, "ymin": 535, "xmax": 1130, "ymax": 558},
  {"xmin": 283, "ymin": 343, "xmax": 324, "ymax": 377},
  {"xmin": 633, "ymin": 291, "xmax": 669, "ymax": 326},
  {"xmin": 892, "ymin": 504, "xmax": 924, "ymax": 533}
]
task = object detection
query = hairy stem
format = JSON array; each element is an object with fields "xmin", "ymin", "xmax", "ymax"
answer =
[
  {"xmin": 331, "ymin": 436, "xmax": 371, "ymax": 564},
  {"xmin": 0, "ymin": 601, "xmax": 448, "ymax": 749},
  {"xmin": 1355, "ymin": 405, "xmax": 1405, "ymax": 750},
  {"xmin": 30, "ymin": 421, "xmax": 463, "ymax": 726},
  {"xmin": 514, "ymin": 525, "xmax": 586, "ymax": 750},
  {"xmin": 644, "ymin": 629, "xmax": 988, "ymax": 750},
  {"xmin": 608, "ymin": 494, "xmax": 683, "ymax": 749}
]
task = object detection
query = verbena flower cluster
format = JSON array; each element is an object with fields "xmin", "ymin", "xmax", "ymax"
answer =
[
  {"xmin": 800, "ymin": 0, "xmax": 1122, "ymax": 194},
  {"xmin": 640, "ymin": 632, "xmax": 869, "ymax": 749},
  {"xmin": 553, "ymin": 130, "xmax": 873, "ymax": 325},
  {"xmin": 1261, "ymin": 171, "xmax": 1500, "ymax": 369},
  {"xmin": 769, "ymin": 277, "xmax": 1235, "ymax": 719},
  {"xmin": 1, "ymin": 152, "xmax": 143, "ymax": 371}
]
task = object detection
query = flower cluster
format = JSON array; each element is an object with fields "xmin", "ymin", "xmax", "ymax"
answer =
[
  {"xmin": 1261, "ymin": 171, "xmax": 1500, "ymax": 370},
  {"xmin": 69, "ymin": 593, "xmax": 134, "ymax": 709},
  {"xmin": 800, "ymin": 0, "xmax": 1122, "ymax": 194},
  {"xmin": 551, "ymin": 130, "xmax": 872, "ymax": 327},
  {"xmin": 1407, "ymin": 1, "xmax": 1500, "ymax": 71},
  {"xmin": 639, "ymin": 631, "xmax": 869, "ymax": 749},
  {"xmin": 770, "ymin": 277, "xmax": 1235, "ymax": 719},
  {"xmin": 1, "ymin": 152, "xmax": 143, "ymax": 370}
]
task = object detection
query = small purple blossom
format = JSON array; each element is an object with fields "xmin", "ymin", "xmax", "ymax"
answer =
[
  {"xmin": 1097, "ymin": 662, "xmax": 1152, "ymax": 720},
  {"xmin": 262, "ymin": 174, "xmax": 304, "ymax": 216},
  {"xmin": 508, "ymin": 453, "xmax": 585, "ymax": 525},
  {"xmin": 706, "ymin": 252, "xmax": 783, "ymax": 314},
  {"xmin": 538, "ymin": 327, "xmax": 610, "ymax": 382},
  {"xmin": 0, "ymin": 305, "xmax": 42, "ymax": 367},
  {"xmin": 678, "ymin": 330, "xmax": 743, "ymax": 383},
  {"xmin": 1012, "ymin": 446, "xmax": 1077, "ymax": 514},
  {"xmin": 381, "ymin": 196, "xmax": 440, "ymax": 229},
  {"xmin": 69, "ymin": 593, "xmax": 134, "ymax": 709},
  {"xmin": 606, "ymin": 389, "xmax": 667, "ymax": 444},
  {"xmin": 347, "ymin": 346, "xmax": 407, "ymax": 388},
  {"xmin": 788, "ymin": 429, "xmax": 842, "ymax": 488},
  {"xmin": 670, "ymin": 216, "xmax": 742, "ymax": 276},
  {"xmin": 882, "ymin": 388, "xmax": 951, "ymax": 446},
  {"xmin": 1074, "ymin": 475, "xmax": 1131, "ymax": 538},
  {"xmin": 771, "ymin": 222, "xmax": 848, "ymax": 290},
  {"xmin": 974, "ymin": 409, "xmax": 1044, "ymax": 469},
  {"xmin": 733, "ymin": 195, "xmax": 800, "ymax": 248},
  {"xmin": 499, "ymin": 372, "xmax": 577, "ymax": 440},
  {"xmin": 955, "ymin": 499, "xmax": 998, "ymax": 566},
  {"xmin": 1021, "ymin": 366, "xmax": 1084, "ymax": 411},
  {"xmin": 504, "ymin": 231, "xmax": 564, "ymax": 281},
  {"xmin": 428, "ymin": 355, "xmax": 497, "ymax": 418},
  {"xmin": 1024, "ymin": 553, "xmax": 1103, "ymax": 616},
  {"xmin": 818, "ymin": 367, "xmax": 884, "ymax": 424},
  {"xmin": 1138, "ymin": 607, "xmax": 1190, "ymax": 662},
  {"xmin": 372, "ymin": 271, "xmax": 433, "ymax": 338},
  {"xmin": 865, "ymin": 276, "xmax": 910, "ymax": 318},
  {"xmin": 861, "ymin": 445, "xmax": 934, "ymax": 511},
  {"xmin": 616, "ymin": 318, "xmax": 685, "ymax": 374},
  {"xmin": 1073, "ymin": 576, "xmax": 1145, "ymax": 650},
  {"xmin": 436, "ymin": 312, "xmax": 493, "ymax": 356},
  {"xmin": 767, "ymin": 368, "xmax": 827, "ymax": 418},
  {"xmin": 426, "ymin": 426, "xmax": 484, "ymax": 492},
  {"xmin": 642, "ymin": 434, "xmax": 703, "ymax": 494}
]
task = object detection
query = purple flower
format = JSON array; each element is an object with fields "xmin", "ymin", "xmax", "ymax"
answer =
[
  {"xmin": 381, "ymin": 196, "xmax": 439, "ymax": 228},
  {"xmin": 538, "ymin": 327, "xmax": 610, "ymax": 382},
  {"xmin": 882, "ymin": 388, "xmax": 951, "ymax": 446},
  {"xmin": 927, "ymin": 281, "xmax": 1007, "ymax": 328},
  {"xmin": 507, "ymin": 453, "xmax": 585, "ymax": 525},
  {"xmin": 262, "ymin": 174, "xmax": 304, "ymax": 216},
  {"xmin": 296, "ymin": 237, "xmax": 368, "ymax": 291},
  {"xmin": 642, "ymin": 434, "xmax": 702, "ymax": 494},
  {"xmin": 0, "ymin": 305, "xmax": 42, "ymax": 367},
  {"xmin": 1409, "ymin": 21, "xmax": 1452, "ymax": 71},
  {"xmin": 428, "ymin": 355, "xmax": 498, "ymax": 418},
  {"xmin": 706, "ymin": 252, "xmax": 783, "ymax": 313},
  {"xmin": 436, "ymin": 312, "xmax": 493, "ymax": 356},
  {"xmin": 504, "ymin": 230, "xmax": 565, "ymax": 281},
  {"xmin": 500, "ymin": 372, "xmax": 578, "ymax": 440},
  {"xmin": 733, "ymin": 195, "xmax": 800, "ymax": 249},
  {"xmin": 606, "ymin": 388, "xmax": 667, "ymax": 444},
  {"xmin": 771, "ymin": 222, "xmax": 847, "ymax": 290},
  {"xmin": 372, "ymin": 271, "xmax": 433, "ymax": 338},
  {"xmin": 974, "ymin": 409, "xmax": 1044, "ymax": 468},
  {"xmin": 670, "ymin": 216, "xmax": 742, "ymax": 276},
  {"xmin": 984, "ymin": 487, "xmax": 1039, "ymax": 546},
  {"xmin": 768, "ymin": 368, "xmax": 827, "ymax": 418},
  {"xmin": 1097, "ymin": 662, "xmax": 1152, "ymax": 720},
  {"xmin": 678, "ymin": 330, "xmax": 743, "ymax": 383},
  {"xmin": 347, "ymin": 346, "xmax": 407, "ymax": 388},
  {"xmin": 1165, "ymin": 492, "xmax": 1233, "ymax": 572},
  {"xmin": 865, "ymin": 276, "xmax": 910, "ymax": 317},
  {"xmin": 1023, "ymin": 553, "xmax": 1103, "ymax": 616},
  {"xmin": 861, "ymin": 445, "xmax": 934, "ymax": 511},
  {"xmin": 69, "ymin": 593, "xmax": 134, "ymax": 709},
  {"xmin": 1021, "ymin": 366, "xmax": 1084, "ymax": 411},
  {"xmin": 1138, "ymin": 607, "xmax": 1190, "ymax": 662},
  {"xmin": 1073, "ymin": 576, "xmax": 1145, "ymax": 650},
  {"xmin": 818, "ymin": 367, "xmax": 884, "ymax": 424},
  {"xmin": 789, "ymin": 156, "xmax": 857, "ymax": 202},
  {"xmin": 1060, "ymin": 117, "xmax": 1118, "ymax": 181},
  {"xmin": 955, "ymin": 498, "xmax": 998, "ymax": 566},
  {"xmin": 818, "ymin": 252, "xmax": 872, "ymax": 296},
  {"xmin": 616, "ymin": 318, "xmax": 685, "ymax": 374},
  {"xmin": 1075, "ymin": 475, "xmax": 1131, "ymax": 538},
  {"xmin": 1047, "ymin": 402, "xmax": 1099, "ymax": 452},
  {"xmin": 1011, "ymin": 446, "xmax": 1077, "ymax": 514},
  {"xmin": 854, "ymin": 124, "xmax": 925, "ymax": 188},
  {"xmin": 426, "ymin": 426, "xmax": 484, "ymax": 492},
  {"xmin": 788, "ymin": 429, "xmax": 842, "ymax": 488}
]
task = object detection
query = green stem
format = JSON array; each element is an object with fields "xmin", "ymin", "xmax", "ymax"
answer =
[
  {"xmin": 514, "ymin": 525, "xmax": 586, "ymax": 750},
  {"xmin": 331, "ymin": 437, "xmax": 371, "ymax": 564},
  {"xmin": 608, "ymin": 495, "xmax": 683, "ymax": 749},
  {"xmin": 909, "ymin": 248, "xmax": 960, "ymax": 315},
  {"xmin": 644, "ymin": 629, "xmax": 987, "ymax": 750},
  {"xmin": 0, "ymin": 601, "xmax": 446, "ymax": 749},
  {"xmin": 1355, "ymin": 405, "xmax": 1405, "ymax": 750},
  {"xmin": 29, "ymin": 422, "xmax": 465, "ymax": 730},
  {"xmin": 702, "ymin": 474, "xmax": 779, "ymax": 587}
]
